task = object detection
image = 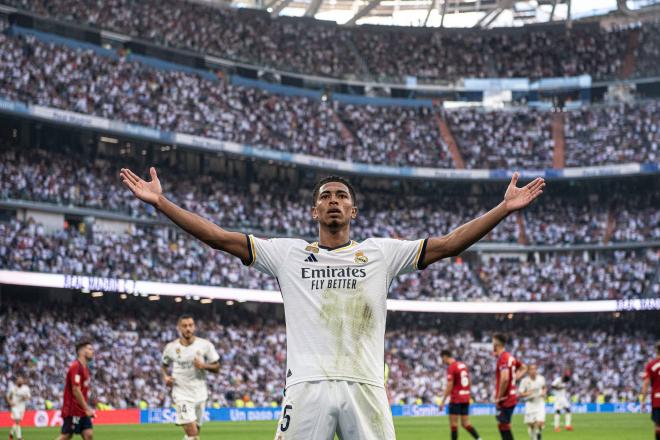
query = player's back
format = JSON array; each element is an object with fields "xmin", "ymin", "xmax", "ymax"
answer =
[
  {"xmin": 448, "ymin": 360, "xmax": 471, "ymax": 403},
  {"xmin": 645, "ymin": 357, "xmax": 660, "ymax": 407}
]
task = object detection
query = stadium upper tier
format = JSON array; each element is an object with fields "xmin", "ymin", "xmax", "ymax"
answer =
[
  {"xmin": 1, "ymin": 143, "xmax": 659, "ymax": 302},
  {"xmin": 0, "ymin": 32, "xmax": 659, "ymax": 170},
  {"xmin": 0, "ymin": 298, "xmax": 654, "ymax": 410},
  {"xmin": 3, "ymin": 0, "xmax": 660, "ymax": 83}
]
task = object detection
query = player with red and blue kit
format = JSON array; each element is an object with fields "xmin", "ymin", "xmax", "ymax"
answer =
[
  {"xmin": 493, "ymin": 333, "xmax": 527, "ymax": 440},
  {"xmin": 57, "ymin": 341, "xmax": 95, "ymax": 440},
  {"xmin": 642, "ymin": 342, "xmax": 660, "ymax": 440},
  {"xmin": 440, "ymin": 349, "xmax": 482, "ymax": 440}
]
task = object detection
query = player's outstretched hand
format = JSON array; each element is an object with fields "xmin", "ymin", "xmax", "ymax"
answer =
[
  {"xmin": 164, "ymin": 375, "xmax": 175, "ymax": 387},
  {"xmin": 193, "ymin": 357, "xmax": 205, "ymax": 370},
  {"xmin": 503, "ymin": 171, "xmax": 545, "ymax": 212},
  {"xmin": 120, "ymin": 167, "xmax": 162, "ymax": 206},
  {"xmin": 85, "ymin": 408, "xmax": 96, "ymax": 418}
]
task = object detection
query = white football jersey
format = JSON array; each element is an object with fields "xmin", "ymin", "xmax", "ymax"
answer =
[
  {"xmin": 246, "ymin": 235, "xmax": 427, "ymax": 389},
  {"xmin": 551, "ymin": 376, "xmax": 568, "ymax": 400},
  {"xmin": 519, "ymin": 375, "xmax": 546, "ymax": 409},
  {"xmin": 162, "ymin": 337, "xmax": 220, "ymax": 403},
  {"xmin": 7, "ymin": 384, "xmax": 30, "ymax": 410}
]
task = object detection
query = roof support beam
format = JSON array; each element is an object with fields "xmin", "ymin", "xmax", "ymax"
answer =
[
  {"xmin": 305, "ymin": 0, "xmax": 324, "ymax": 17},
  {"xmin": 423, "ymin": 0, "xmax": 436, "ymax": 27},
  {"xmin": 549, "ymin": 0, "xmax": 557, "ymax": 21},
  {"xmin": 482, "ymin": 7, "xmax": 503, "ymax": 28},
  {"xmin": 440, "ymin": 0, "xmax": 448, "ymax": 27},
  {"xmin": 473, "ymin": 8, "xmax": 495, "ymax": 27},
  {"xmin": 345, "ymin": 0, "xmax": 383, "ymax": 26},
  {"xmin": 271, "ymin": 0, "xmax": 294, "ymax": 16}
]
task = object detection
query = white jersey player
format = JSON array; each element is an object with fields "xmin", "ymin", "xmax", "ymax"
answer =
[
  {"xmin": 121, "ymin": 166, "xmax": 545, "ymax": 440},
  {"xmin": 162, "ymin": 316, "xmax": 220, "ymax": 440},
  {"xmin": 518, "ymin": 365, "xmax": 546, "ymax": 440},
  {"xmin": 6, "ymin": 376, "xmax": 30, "ymax": 440},
  {"xmin": 551, "ymin": 372, "xmax": 573, "ymax": 431}
]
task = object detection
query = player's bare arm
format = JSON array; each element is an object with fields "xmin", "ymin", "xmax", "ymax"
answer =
[
  {"xmin": 161, "ymin": 365, "xmax": 175, "ymax": 387},
  {"xmin": 641, "ymin": 376, "xmax": 649, "ymax": 412},
  {"xmin": 120, "ymin": 167, "xmax": 250, "ymax": 263},
  {"xmin": 515, "ymin": 363, "xmax": 528, "ymax": 381},
  {"xmin": 440, "ymin": 375, "xmax": 454, "ymax": 411},
  {"xmin": 72, "ymin": 384, "xmax": 95, "ymax": 417},
  {"xmin": 422, "ymin": 172, "xmax": 545, "ymax": 266},
  {"xmin": 497, "ymin": 369, "xmax": 510, "ymax": 405},
  {"xmin": 194, "ymin": 357, "xmax": 220, "ymax": 373}
]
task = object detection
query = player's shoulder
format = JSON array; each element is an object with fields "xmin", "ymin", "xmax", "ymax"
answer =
[
  {"xmin": 163, "ymin": 339, "xmax": 180, "ymax": 351},
  {"xmin": 252, "ymin": 235, "xmax": 308, "ymax": 247},
  {"xmin": 193, "ymin": 336, "xmax": 214, "ymax": 347}
]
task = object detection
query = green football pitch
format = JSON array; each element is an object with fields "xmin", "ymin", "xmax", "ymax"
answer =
[{"xmin": 13, "ymin": 413, "xmax": 651, "ymax": 440}]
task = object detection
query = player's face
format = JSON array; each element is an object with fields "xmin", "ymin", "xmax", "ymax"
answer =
[
  {"xmin": 492, "ymin": 338, "xmax": 502, "ymax": 355},
  {"xmin": 312, "ymin": 182, "xmax": 356, "ymax": 229},
  {"xmin": 178, "ymin": 318, "xmax": 195, "ymax": 340},
  {"xmin": 441, "ymin": 355, "xmax": 450, "ymax": 365},
  {"xmin": 81, "ymin": 344, "xmax": 94, "ymax": 361},
  {"xmin": 16, "ymin": 377, "xmax": 25, "ymax": 386},
  {"xmin": 529, "ymin": 365, "xmax": 537, "ymax": 378}
]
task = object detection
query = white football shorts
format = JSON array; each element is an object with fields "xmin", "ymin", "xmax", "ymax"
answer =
[
  {"xmin": 524, "ymin": 404, "xmax": 546, "ymax": 424},
  {"xmin": 554, "ymin": 396, "xmax": 570, "ymax": 411},
  {"xmin": 174, "ymin": 400, "xmax": 206, "ymax": 426},
  {"xmin": 11, "ymin": 405, "xmax": 26, "ymax": 422},
  {"xmin": 274, "ymin": 380, "xmax": 395, "ymax": 440}
]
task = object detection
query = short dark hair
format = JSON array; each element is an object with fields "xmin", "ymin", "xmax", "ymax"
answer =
[
  {"xmin": 440, "ymin": 349, "xmax": 452, "ymax": 358},
  {"xmin": 312, "ymin": 176, "xmax": 357, "ymax": 206},
  {"xmin": 75, "ymin": 340, "xmax": 92, "ymax": 354},
  {"xmin": 178, "ymin": 314, "xmax": 194, "ymax": 323},
  {"xmin": 493, "ymin": 333, "xmax": 507, "ymax": 346}
]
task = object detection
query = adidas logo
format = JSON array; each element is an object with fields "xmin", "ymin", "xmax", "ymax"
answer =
[{"xmin": 304, "ymin": 253, "xmax": 318, "ymax": 263}]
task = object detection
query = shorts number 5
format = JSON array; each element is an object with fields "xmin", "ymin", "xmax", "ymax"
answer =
[{"xmin": 280, "ymin": 405, "xmax": 293, "ymax": 432}]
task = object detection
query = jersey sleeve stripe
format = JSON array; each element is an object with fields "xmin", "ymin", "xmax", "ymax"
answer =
[
  {"xmin": 415, "ymin": 238, "xmax": 429, "ymax": 270},
  {"xmin": 243, "ymin": 234, "xmax": 256, "ymax": 267}
]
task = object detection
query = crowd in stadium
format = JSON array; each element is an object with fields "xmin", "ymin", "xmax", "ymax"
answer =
[
  {"xmin": 0, "ymin": 302, "xmax": 653, "ymax": 411},
  {"xmin": 4, "ymin": 0, "xmax": 656, "ymax": 82},
  {"xmin": 1, "ymin": 32, "xmax": 658, "ymax": 169},
  {"xmin": 564, "ymin": 100, "xmax": 660, "ymax": 166},
  {"xmin": 1, "ymin": 217, "xmax": 657, "ymax": 301},
  {"xmin": 444, "ymin": 108, "xmax": 554, "ymax": 169}
]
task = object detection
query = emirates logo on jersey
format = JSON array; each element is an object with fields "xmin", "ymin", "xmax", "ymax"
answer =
[{"xmin": 354, "ymin": 251, "xmax": 368, "ymax": 264}]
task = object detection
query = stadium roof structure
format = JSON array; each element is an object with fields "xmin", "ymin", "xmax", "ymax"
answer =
[{"xmin": 192, "ymin": 0, "xmax": 660, "ymax": 27}]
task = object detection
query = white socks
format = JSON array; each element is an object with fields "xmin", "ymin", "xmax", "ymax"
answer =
[
  {"xmin": 565, "ymin": 413, "xmax": 572, "ymax": 427},
  {"xmin": 554, "ymin": 413, "xmax": 560, "ymax": 428},
  {"xmin": 183, "ymin": 436, "xmax": 199, "ymax": 440},
  {"xmin": 528, "ymin": 425, "xmax": 536, "ymax": 440}
]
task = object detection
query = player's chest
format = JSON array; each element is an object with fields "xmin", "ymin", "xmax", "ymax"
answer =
[
  {"xmin": 282, "ymin": 246, "xmax": 385, "ymax": 293},
  {"xmin": 172, "ymin": 345, "xmax": 204, "ymax": 366}
]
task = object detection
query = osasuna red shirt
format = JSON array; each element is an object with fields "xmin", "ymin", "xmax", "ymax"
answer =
[
  {"xmin": 495, "ymin": 351, "xmax": 522, "ymax": 408},
  {"xmin": 62, "ymin": 360, "xmax": 91, "ymax": 417},
  {"xmin": 645, "ymin": 357, "xmax": 660, "ymax": 408},
  {"xmin": 447, "ymin": 360, "xmax": 471, "ymax": 404}
]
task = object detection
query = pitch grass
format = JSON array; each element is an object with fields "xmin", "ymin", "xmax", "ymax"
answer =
[{"xmin": 15, "ymin": 413, "xmax": 649, "ymax": 439}]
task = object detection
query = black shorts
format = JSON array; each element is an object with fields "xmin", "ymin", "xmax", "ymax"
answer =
[
  {"xmin": 448, "ymin": 403, "xmax": 470, "ymax": 415},
  {"xmin": 61, "ymin": 416, "xmax": 93, "ymax": 434},
  {"xmin": 496, "ymin": 405, "xmax": 515, "ymax": 424},
  {"xmin": 652, "ymin": 407, "xmax": 660, "ymax": 425}
]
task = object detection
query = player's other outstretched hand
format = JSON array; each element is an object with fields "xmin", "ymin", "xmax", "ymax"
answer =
[
  {"xmin": 120, "ymin": 167, "xmax": 162, "ymax": 206},
  {"xmin": 503, "ymin": 171, "xmax": 545, "ymax": 212}
]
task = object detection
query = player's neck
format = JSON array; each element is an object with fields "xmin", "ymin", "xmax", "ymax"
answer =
[
  {"xmin": 179, "ymin": 336, "xmax": 196, "ymax": 346},
  {"xmin": 77, "ymin": 356, "xmax": 88, "ymax": 367},
  {"xmin": 318, "ymin": 225, "xmax": 350, "ymax": 249}
]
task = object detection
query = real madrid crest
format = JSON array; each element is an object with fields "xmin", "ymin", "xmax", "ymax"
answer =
[
  {"xmin": 354, "ymin": 251, "xmax": 368, "ymax": 264},
  {"xmin": 305, "ymin": 243, "xmax": 320, "ymax": 253}
]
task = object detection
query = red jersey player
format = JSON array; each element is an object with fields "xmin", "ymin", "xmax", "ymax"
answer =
[
  {"xmin": 440, "ymin": 350, "xmax": 482, "ymax": 440},
  {"xmin": 56, "ymin": 340, "xmax": 95, "ymax": 440},
  {"xmin": 493, "ymin": 333, "xmax": 527, "ymax": 440},
  {"xmin": 642, "ymin": 342, "xmax": 660, "ymax": 440}
]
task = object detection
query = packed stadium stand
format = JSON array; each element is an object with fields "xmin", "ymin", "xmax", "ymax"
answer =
[
  {"xmin": 0, "ymin": 0, "xmax": 658, "ymax": 424},
  {"xmin": 0, "ymin": 291, "xmax": 657, "ymax": 411},
  {"xmin": 2, "ymin": 0, "xmax": 658, "ymax": 82}
]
